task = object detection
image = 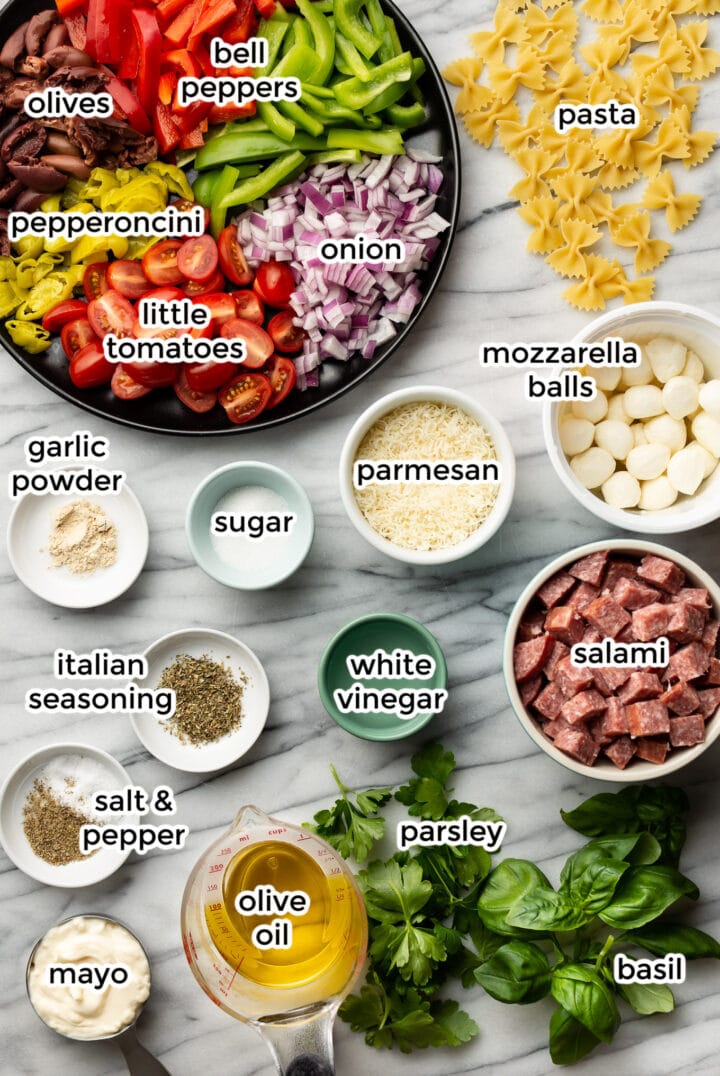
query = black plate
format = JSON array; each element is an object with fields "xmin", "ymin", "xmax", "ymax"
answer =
[{"xmin": 0, "ymin": 0, "xmax": 460, "ymax": 434}]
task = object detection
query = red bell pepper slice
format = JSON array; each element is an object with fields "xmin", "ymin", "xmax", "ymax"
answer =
[
  {"xmin": 254, "ymin": 0, "xmax": 276, "ymax": 17},
  {"xmin": 207, "ymin": 100, "xmax": 256, "ymax": 124},
  {"xmin": 132, "ymin": 9, "xmax": 162, "ymax": 115},
  {"xmin": 179, "ymin": 125, "xmax": 206, "ymax": 150},
  {"xmin": 165, "ymin": 0, "xmax": 201, "ymax": 47},
  {"xmin": 117, "ymin": 32, "xmax": 140, "ymax": 80},
  {"xmin": 163, "ymin": 48, "xmax": 202, "ymax": 79},
  {"xmin": 101, "ymin": 70, "xmax": 152, "ymax": 134},
  {"xmin": 153, "ymin": 103, "xmax": 181, "ymax": 154},
  {"xmin": 217, "ymin": 0, "xmax": 257, "ymax": 45},
  {"xmin": 64, "ymin": 13, "xmax": 87, "ymax": 50},
  {"xmin": 92, "ymin": 0, "xmax": 133, "ymax": 64},
  {"xmin": 192, "ymin": 43, "xmax": 215, "ymax": 76},
  {"xmin": 157, "ymin": 0, "xmax": 187, "ymax": 23},
  {"xmin": 55, "ymin": 0, "xmax": 86, "ymax": 16},
  {"xmin": 159, "ymin": 70, "xmax": 178, "ymax": 107},
  {"xmin": 194, "ymin": 0, "xmax": 235, "ymax": 35}
]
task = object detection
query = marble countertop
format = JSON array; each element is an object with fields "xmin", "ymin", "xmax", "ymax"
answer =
[{"xmin": 1, "ymin": 1, "xmax": 720, "ymax": 1073}]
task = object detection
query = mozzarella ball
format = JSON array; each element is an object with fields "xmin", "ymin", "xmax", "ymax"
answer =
[
  {"xmin": 572, "ymin": 391, "xmax": 608, "ymax": 424},
  {"xmin": 639, "ymin": 476, "xmax": 678, "ymax": 511},
  {"xmin": 559, "ymin": 416, "xmax": 595, "ymax": 456},
  {"xmin": 667, "ymin": 443, "xmax": 711, "ymax": 495},
  {"xmin": 623, "ymin": 384, "xmax": 664, "ymax": 419},
  {"xmin": 643, "ymin": 414, "xmax": 687, "ymax": 453},
  {"xmin": 607, "ymin": 393, "xmax": 631, "ymax": 423},
  {"xmin": 645, "ymin": 336, "xmax": 687, "ymax": 382},
  {"xmin": 631, "ymin": 423, "xmax": 649, "ymax": 446},
  {"xmin": 621, "ymin": 351, "xmax": 654, "ymax": 387},
  {"xmin": 602, "ymin": 472, "xmax": 641, "ymax": 508},
  {"xmin": 595, "ymin": 419, "xmax": 634, "ymax": 460},
  {"xmin": 570, "ymin": 447, "xmax": 616, "ymax": 489},
  {"xmin": 626, "ymin": 442, "xmax": 671, "ymax": 480},
  {"xmin": 662, "ymin": 375, "xmax": 699, "ymax": 420},
  {"xmin": 683, "ymin": 351, "xmax": 705, "ymax": 383},
  {"xmin": 692, "ymin": 411, "xmax": 720, "ymax": 458},
  {"xmin": 698, "ymin": 379, "xmax": 720, "ymax": 418},
  {"xmin": 592, "ymin": 366, "xmax": 622, "ymax": 392}
]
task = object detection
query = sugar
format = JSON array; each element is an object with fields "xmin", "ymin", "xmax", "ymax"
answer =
[{"xmin": 210, "ymin": 485, "xmax": 296, "ymax": 574}]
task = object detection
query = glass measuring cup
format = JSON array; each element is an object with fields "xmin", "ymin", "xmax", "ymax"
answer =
[
  {"xmin": 26, "ymin": 913, "xmax": 171, "ymax": 1075},
  {"xmin": 181, "ymin": 805, "xmax": 368, "ymax": 1075}
]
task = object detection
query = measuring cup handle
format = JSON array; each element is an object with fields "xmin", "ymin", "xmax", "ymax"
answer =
[{"xmin": 116, "ymin": 1026, "xmax": 173, "ymax": 1076}]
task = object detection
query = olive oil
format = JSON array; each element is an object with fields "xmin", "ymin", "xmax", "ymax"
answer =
[{"xmin": 205, "ymin": 840, "xmax": 364, "ymax": 991}]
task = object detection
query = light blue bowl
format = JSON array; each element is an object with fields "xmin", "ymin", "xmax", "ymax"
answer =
[{"xmin": 186, "ymin": 462, "xmax": 314, "ymax": 590}]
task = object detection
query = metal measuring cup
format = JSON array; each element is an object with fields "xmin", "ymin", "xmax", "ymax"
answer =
[{"xmin": 26, "ymin": 913, "xmax": 171, "ymax": 1076}]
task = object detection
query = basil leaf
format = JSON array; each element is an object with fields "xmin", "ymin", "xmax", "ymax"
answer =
[
  {"xmin": 561, "ymin": 788, "xmax": 642, "ymax": 837},
  {"xmin": 625, "ymin": 923, "xmax": 720, "ymax": 960},
  {"xmin": 475, "ymin": 941, "xmax": 552, "ymax": 1004},
  {"xmin": 477, "ymin": 859, "xmax": 551, "ymax": 936},
  {"xmin": 549, "ymin": 1006, "xmax": 602, "ymax": 1065},
  {"xmin": 580, "ymin": 832, "xmax": 662, "ymax": 866},
  {"xmin": 506, "ymin": 887, "xmax": 595, "ymax": 932},
  {"xmin": 551, "ymin": 964, "xmax": 620, "ymax": 1044},
  {"xmin": 599, "ymin": 867, "xmax": 700, "ymax": 930},
  {"xmin": 559, "ymin": 847, "xmax": 629, "ymax": 914},
  {"xmin": 616, "ymin": 982, "xmax": 675, "ymax": 1015}
]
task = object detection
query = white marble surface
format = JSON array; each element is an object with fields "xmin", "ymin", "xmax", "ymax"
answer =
[{"xmin": 1, "ymin": 1, "xmax": 720, "ymax": 1073}]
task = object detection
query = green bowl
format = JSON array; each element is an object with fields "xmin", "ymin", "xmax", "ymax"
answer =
[{"xmin": 318, "ymin": 613, "xmax": 448, "ymax": 741}]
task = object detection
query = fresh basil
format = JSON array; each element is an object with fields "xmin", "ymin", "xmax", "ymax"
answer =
[
  {"xmin": 551, "ymin": 964, "xmax": 620, "ymax": 1043},
  {"xmin": 506, "ymin": 887, "xmax": 595, "ymax": 932},
  {"xmin": 559, "ymin": 846, "xmax": 629, "ymax": 914},
  {"xmin": 616, "ymin": 982, "xmax": 675, "ymax": 1015},
  {"xmin": 626, "ymin": 923, "xmax": 720, "ymax": 960},
  {"xmin": 477, "ymin": 859, "xmax": 551, "ymax": 936},
  {"xmin": 560, "ymin": 786, "xmax": 689, "ymax": 867},
  {"xmin": 580, "ymin": 832, "xmax": 662, "ymax": 866},
  {"xmin": 548, "ymin": 1006, "xmax": 601, "ymax": 1065},
  {"xmin": 599, "ymin": 867, "xmax": 699, "ymax": 929},
  {"xmin": 475, "ymin": 941, "xmax": 552, "ymax": 1004}
]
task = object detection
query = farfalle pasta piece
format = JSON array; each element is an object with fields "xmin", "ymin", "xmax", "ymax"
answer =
[
  {"xmin": 546, "ymin": 218, "xmax": 602, "ymax": 276},
  {"xmin": 594, "ymin": 115, "xmax": 655, "ymax": 169},
  {"xmin": 586, "ymin": 190, "xmax": 639, "ymax": 228},
  {"xmin": 642, "ymin": 66, "xmax": 699, "ymax": 111},
  {"xmin": 455, "ymin": 80, "xmax": 494, "ymax": 114},
  {"xmin": 677, "ymin": 21, "xmax": 720, "ymax": 79},
  {"xmin": 642, "ymin": 170, "xmax": 702, "ymax": 230},
  {"xmin": 634, "ymin": 114, "xmax": 690, "ymax": 176},
  {"xmin": 631, "ymin": 27, "xmax": 690, "ymax": 79},
  {"xmin": 525, "ymin": 1, "xmax": 578, "ymax": 44},
  {"xmin": 551, "ymin": 173, "xmax": 598, "ymax": 221},
  {"xmin": 510, "ymin": 145, "xmax": 559, "ymax": 200},
  {"xmin": 596, "ymin": 162, "xmax": 642, "ymax": 189},
  {"xmin": 603, "ymin": 261, "xmax": 657, "ymax": 303},
  {"xmin": 497, "ymin": 118, "xmax": 533, "ymax": 155},
  {"xmin": 488, "ymin": 47, "xmax": 546, "ymax": 103},
  {"xmin": 562, "ymin": 255, "xmax": 623, "ymax": 310},
  {"xmin": 680, "ymin": 0, "xmax": 720, "ymax": 12},
  {"xmin": 539, "ymin": 30, "xmax": 576, "ymax": 72},
  {"xmin": 462, "ymin": 97, "xmax": 521, "ymax": 147},
  {"xmin": 470, "ymin": 8, "xmax": 527, "ymax": 65},
  {"xmin": 581, "ymin": 0, "xmax": 623, "ymax": 22},
  {"xmin": 536, "ymin": 59, "xmax": 588, "ymax": 109},
  {"xmin": 669, "ymin": 103, "xmax": 717, "ymax": 166},
  {"xmin": 611, "ymin": 211, "xmax": 671, "ymax": 272},
  {"xmin": 441, "ymin": 57, "xmax": 484, "ymax": 87},
  {"xmin": 516, "ymin": 195, "xmax": 563, "ymax": 252}
]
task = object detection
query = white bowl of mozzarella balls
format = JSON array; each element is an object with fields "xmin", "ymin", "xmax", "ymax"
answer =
[{"xmin": 544, "ymin": 302, "xmax": 720, "ymax": 533}]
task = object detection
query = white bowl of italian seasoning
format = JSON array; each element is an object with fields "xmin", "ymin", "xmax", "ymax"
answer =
[{"xmin": 339, "ymin": 386, "xmax": 516, "ymax": 565}]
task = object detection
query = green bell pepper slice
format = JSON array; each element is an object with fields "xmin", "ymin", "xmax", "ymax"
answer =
[
  {"xmin": 383, "ymin": 100, "xmax": 427, "ymax": 129},
  {"xmin": 196, "ymin": 131, "xmax": 323, "ymax": 170},
  {"xmin": 255, "ymin": 16, "xmax": 289, "ymax": 74},
  {"xmin": 307, "ymin": 148, "xmax": 363, "ymax": 166},
  {"xmin": 334, "ymin": 53, "xmax": 413, "ymax": 110},
  {"xmin": 271, "ymin": 42, "xmax": 320, "ymax": 82},
  {"xmin": 210, "ymin": 164, "xmax": 241, "ymax": 238},
  {"xmin": 363, "ymin": 57, "xmax": 425, "ymax": 115},
  {"xmin": 217, "ymin": 151, "xmax": 306, "ymax": 211},
  {"xmin": 295, "ymin": 0, "xmax": 335, "ymax": 84},
  {"xmin": 258, "ymin": 101, "xmax": 296, "ymax": 142},
  {"xmin": 326, "ymin": 127, "xmax": 405, "ymax": 154},
  {"xmin": 334, "ymin": 0, "xmax": 380, "ymax": 59},
  {"xmin": 277, "ymin": 99, "xmax": 325, "ymax": 137},
  {"xmin": 335, "ymin": 32, "xmax": 373, "ymax": 81}
]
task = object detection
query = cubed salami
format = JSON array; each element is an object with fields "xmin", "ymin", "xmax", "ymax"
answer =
[
  {"xmin": 669, "ymin": 714, "xmax": 705, "ymax": 747},
  {"xmin": 554, "ymin": 656, "xmax": 595, "ymax": 697},
  {"xmin": 702, "ymin": 619, "xmax": 720, "ymax": 652},
  {"xmin": 632, "ymin": 603, "xmax": 670, "ymax": 642},
  {"xmin": 568, "ymin": 550, "xmax": 609, "ymax": 587},
  {"xmin": 696, "ymin": 688, "xmax": 720, "ymax": 719},
  {"xmin": 560, "ymin": 689, "xmax": 607, "ymax": 725},
  {"xmin": 537, "ymin": 571, "xmax": 576, "ymax": 609},
  {"xmin": 705, "ymin": 657, "xmax": 720, "ymax": 685},
  {"xmin": 627, "ymin": 699, "xmax": 670, "ymax": 737},
  {"xmin": 666, "ymin": 642, "xmax": 710, "ymax": 682},
  {"xmin": 567, "ymin": 582, "xmax": 599, "ymax": 613},
  {"xmin": 601, "ymin": 697, "xmax": 629, "ymax": 737},
  {"xmin": 534, "ymin": 682, "xmax": 565, "ymax": 720},
  {"xmin": 594, "ymin": 666, "xmax": 632, "ymax": 692},
  {"xmin": 604, "ymin": 736, "xmax": 637, "ymax": 769},
  {"xmin": 518, "ymin": 609, "xmax": 546, "ymax": 641},
  {"xmin": 546, "ymin": 640, "xmax": 570, "ymax": 679},
  {"xmin": 588, "ymin": 715, "xmax": 613, "ymax": 746},
  {"xmin": 638, "ymin": 555, "xmax": 685, "ymax": 593},
  {"xmin": 543, "ymin": 718, "xmax": 574, "ymax": 739},
  {"xmin": 520, "ymin": 676, "xmax": 543, "ymax": 706},
  {"xmin": 553, "ymin": 726, "xmax": 600, "ymax": 766},
  {"xmin": 635, "ymin": 738, "xmax": 670, "ymax": 764},
  {"xmin": 677, "ymin": 587, "xmax": 712, "ymax": 611},
  {"xmin": 660, "ymin": 681, "xmax": 701, "ymax": 715},
  {"xmin": 583, "ymin": 594, "xmax": 632, "ymax": 638},
  {"xmin": 666, "ymin": 602, "xmax": 707, "ymax": 644},
  {"xmin": 604, "ymin": 559, "xmax": 639, "ymax": 590},
  {"xmin": 612, "ymin": 577, "xmax": 662, "ymax": 610},
  {"xmin": 514, "ymin": 634, "xmax": 555, "ymax": 683},
  {"xmin": 617, "ymin": 671, "xmax": 664, "ymax": 704},
  {"xmin": 545, "ymin": 606, "xmax": 585, "ymax": 645},
  {"xmin": 583, "ymin": 626, "xmax": 603, "ymax": 644}
]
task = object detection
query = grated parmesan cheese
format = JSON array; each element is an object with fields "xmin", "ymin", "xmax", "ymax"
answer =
[{"xmin": 353, "ymin": 402, "xmax": 500, "ymax": 551}]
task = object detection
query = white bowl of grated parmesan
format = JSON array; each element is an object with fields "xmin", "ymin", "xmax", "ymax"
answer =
[{"xmin": 339, "ymin": 386, "xmax": 515, "ymax": 565}]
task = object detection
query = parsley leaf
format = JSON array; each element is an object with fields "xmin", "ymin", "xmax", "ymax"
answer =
[
  {"xmin": 306, "ymin": 764, "xmax": 391, "ymax": 864},
  {"xmin": 395, "ymin": 742, "xmax": 456, "ymax": 819},
  {"xmin": 361, "ymin": 860, "xmax": 446, "ymax": 984}
]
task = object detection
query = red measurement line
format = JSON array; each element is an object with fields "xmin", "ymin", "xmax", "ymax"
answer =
[{"xmin": 227, "ymin": 956, "xmax": 244, "ymax": 991}]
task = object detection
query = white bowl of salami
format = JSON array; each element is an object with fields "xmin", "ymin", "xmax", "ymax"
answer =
[
  {"xmin": 543, "ymin": 302, "xmax": 720, "ymax": 534},
  {"xmin": 504, "ymin": 540, "xmax": 720, "ymax": 781}
]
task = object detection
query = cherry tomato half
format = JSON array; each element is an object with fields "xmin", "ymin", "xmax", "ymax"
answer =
[
  {"xmin": 253, "ymin": 260, "xmax": 294, "ymax": 307},
  {"xmin": 61, "ymin": 318, "xmax": 97, "ymax": 361},
  {"xmin": 42, "ymin": 299, "xmax": 89, "ymax": 334},
  {"xmin": 111, "ymin": 365, "xmax": 152, "ymax": 400},
  {"xmin": 218, "ymin": 372, "xmax": 272, "ymax": 425},
  {"xmin": 171, "ymin": 198, "xmax": 211, "ymax": 233},
  {"xmin": 174, "ymin": 367, "xmax": 217, "ymax": 414},
  {"xmin": 142, "ymin": 239, "xmax": 184, "ymax": 286},
  {"xmin": 83, "ymin": 261, "xmax": 109, "ymax": 301},
  {"xmin": 177, "ymin": 234, "xmax": 219, "ymax": 283},
  {"xmin": 69, "ymin": 342, "xmax": 114, "ymax": 388},
  {"xmin": 185, "ymin": 360, "xmax": 239, "ymax": 392},
  {"xmin": 267, "ymin": 310, "xmax": 305, "ymax": 353},
  {"xmin": 123, "ymin": 361, "xmax": 179, "ymax": 387},
  {"xmin": 106, "ymin": 259, "xmax": 153, "ymax": 300},
  {"xmin": 87, "ymin": 290, "xmax": 136, "ymax": 339},
  {"xmin": 218, "ymin": 225, "xmax": 253, "ymax": 286},
  {"xmin": 195, "ymin": 292, "xmax": 237, "ymax": 329},
  {"xmin": 230, "ymin": 289, "xmax": 264, "ymax": 325},
  {"xmin": 220, "ymin": 318, "xmax": 273, "ymax": 368},
  {"xmin": 183, "ymin": 270, "xmax": 225, "ymax": 297},
  {"xmin": 265, "ymin": 354, "xmax": 297, "ymax": 409}
]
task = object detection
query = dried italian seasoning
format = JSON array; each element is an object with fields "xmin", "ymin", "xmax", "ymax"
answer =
[
  {"xmin": 22, "ymin": 779, "xmax": 96, "ymax": 866},
  {"xmin": 158, "ymin": 653, "xmax": 246, "ymax": 745}
]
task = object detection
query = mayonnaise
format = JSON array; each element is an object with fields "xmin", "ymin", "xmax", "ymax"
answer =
[{"xmin": 28, "ymin": 916, "xmax": 150, "ymax": 1040}]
